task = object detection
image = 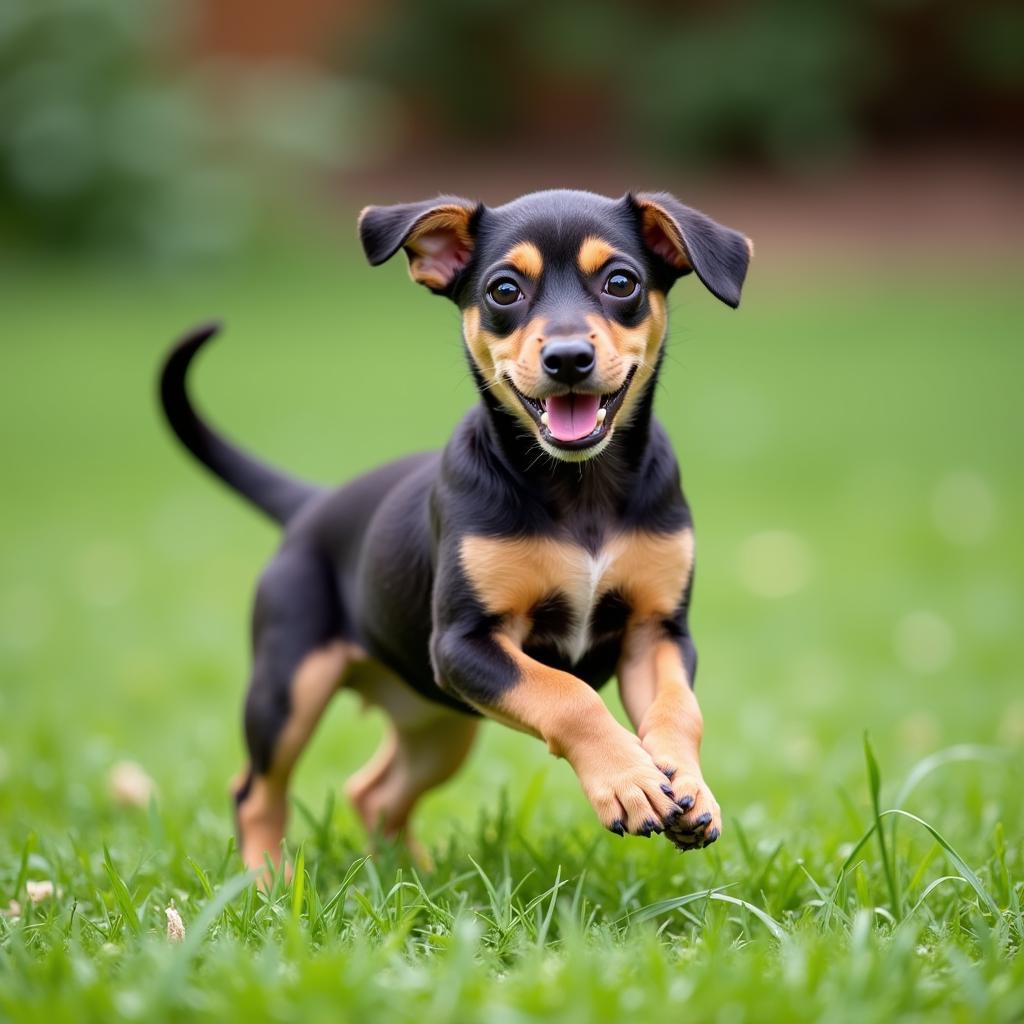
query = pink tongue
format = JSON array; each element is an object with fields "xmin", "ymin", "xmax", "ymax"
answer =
[{"xmin": 545, "ymin": 394, "xmax": 601, "ymax": 442}]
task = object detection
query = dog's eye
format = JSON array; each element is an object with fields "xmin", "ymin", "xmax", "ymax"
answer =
[
  {"xmin": 604, "ymin": 270, "xmax": 639, "ymax": 298},
  {"xmin": 488, "ymin": 279, "xmax": 523, "ymax": 306}
]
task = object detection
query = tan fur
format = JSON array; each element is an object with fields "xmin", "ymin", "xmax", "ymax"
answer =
[
  {"xmin": 459, "ymin": 526, "xmax": 700, "ymax": 835},
  {"xmin": 235, "ymin": 776, "xmax": 290, "ymax": 878},
  {"xmin": 635, "ymin": 196, "xmax": 752, "ymax": 281},
  {"xmin": 404, "ymin": 205, "xmax": 474, "ymax": 289},
  {"xmin": 618, "ymin": 632, "xmax": 702, "ymax": 750},
  {"xmin": 504, "ymin": 241, "xmax": 544, "ymax": 279},
  {"xmin": 236, "ymin": 641, "xmax": 357, "ymax": 873},
  {"xmin": 462, "ymin": 307, "xmax": 545, "ymax": 436},
  {"xmin": 492, "ymin": 635, "xmax": 618, "ymax": 752},
  {"xmin": 236, "ymin": 642, "xmax": 479, "ymax": 875},
  {"xmin": 577, "ymin": 236, "xmax": 616, "ymax": 276},
  {"xmin": 461, "ymin": 534, "xmax": 593, "ymax": 624},
  {"xmin": 634, "ymin": 198, "xmax": 693, "ymax": 272},
  {"xmin": 271, "ymin": 642, "xmax": 356, "ymax": 769},
  {"xmin": 481, "ymin": 636, "xmax": 681, "ymax": 833},
  {"xmin": 612, "ymin": 526, "xmax": 694, "ymax": 619},
  {"xmin": 344, "ymin": 709, "xmax": 478, "ymax": 856},
  {"xmin": 461, "ymin": 292, "xmax": 668, "ymax": 451},
  {"xmin": 617, "ymin": 632, "xmax": 721, "ymax": 844},
  {"xmin": 461, "ymin": 527, "xmax": 693, "ymax": 630},
  {"xmin": 596, "ymin": 289, "xmax": 667, "ymax": 433},
  {"xmin": 343, "ymin": 657, "xmax": 479, "ymax": 864}
]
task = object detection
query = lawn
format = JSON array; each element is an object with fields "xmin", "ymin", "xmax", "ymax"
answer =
[{"xmin": 1, "ymin": 227, "xmax": 1022, "ymax": 1022}]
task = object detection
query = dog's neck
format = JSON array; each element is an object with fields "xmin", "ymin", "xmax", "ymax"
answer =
[{"xmin": 472, "ymin": 372, "xmax": 663, "ymax": 544}]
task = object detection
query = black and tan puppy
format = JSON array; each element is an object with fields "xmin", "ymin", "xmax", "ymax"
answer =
[{"xmin": 160, "ymin": 189, "xmax": 751, "ymax": 870}]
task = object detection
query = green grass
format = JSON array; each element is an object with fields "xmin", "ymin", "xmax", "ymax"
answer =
[{"xmin": 1, "ymin": 231, "xmax": 1022, "ymax": 1022}]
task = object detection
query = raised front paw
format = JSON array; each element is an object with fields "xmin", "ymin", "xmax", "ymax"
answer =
[
  {"xmin": 641, "ymin": 740, "xmax": 721, "ymax": 850},
  {"xmin": 574, "ymin": 733, "xmax": 688, "ymax": 838},
  {"xmin": 662, "ymin": 771, "xmax": 721, "ymax": 850}
]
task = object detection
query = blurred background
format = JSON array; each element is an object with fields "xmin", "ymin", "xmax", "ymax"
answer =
[
  {"xmin": 1, "ymin": 0, "xmax": 1021, "ymax": 846},
  {"xmin": 3, "ymin": 0, "xmax": 1023, "ymax": 261}
]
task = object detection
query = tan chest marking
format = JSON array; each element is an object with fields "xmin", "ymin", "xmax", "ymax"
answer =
[{"xmin": 460, "ymin": 529, "xmax": 694, "ymax": 663}]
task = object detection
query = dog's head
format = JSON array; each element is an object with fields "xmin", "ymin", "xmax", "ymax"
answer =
[{"xmin": 359, "ymin": 189, "xmax": 751, "ymax": 461}]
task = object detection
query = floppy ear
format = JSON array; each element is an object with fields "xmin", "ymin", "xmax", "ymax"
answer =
[
  {"xmin": 629, "ymin": 192, "xmax": 753, "ymax": 308},
  {"xmin": 358, "ymin": 196, "xmax": 480, "ymax": 294}
]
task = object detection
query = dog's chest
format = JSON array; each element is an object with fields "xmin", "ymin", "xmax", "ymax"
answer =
[{"xmin": 460, "ymin": 530, "xmax": 694, "ymax": 664}]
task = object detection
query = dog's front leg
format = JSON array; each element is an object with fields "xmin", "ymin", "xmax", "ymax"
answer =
[
  {"xmin": 432, "ymin": 628, "xmax": 684, "ymax": 837},
  {"xmin": 617, "ymin": 624, "xmax": 721, "ymax": 849}
]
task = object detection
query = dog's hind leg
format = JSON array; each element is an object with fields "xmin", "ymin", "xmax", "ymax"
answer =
[
  {"xmin": 343, "ymin": 668, "xmax": 479, "ymax": 856},
  {"xmin": 233, "ymin": 545, "xmax": 354, "ymax": 874}
]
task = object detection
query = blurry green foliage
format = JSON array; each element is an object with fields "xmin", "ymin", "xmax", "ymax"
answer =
[
  {"xmin": 0, "ymin": 0, "xmax": 392, "ymax": 263},
  {"xmin": 355, "ymin": 0, "xmax": 1024, "ymax": 166},
  {"xmin": 0, "ymin": 0, "xmax": 241, "ymax": 261}
]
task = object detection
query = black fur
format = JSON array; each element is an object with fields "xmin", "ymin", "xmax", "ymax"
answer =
[
  {"xmin": 358, "ymin": 196, "xmax": 481, "ymax": 296},
  {"xmin": 630, "ymin": 191, "xmax": 751, "ymax": 308}
]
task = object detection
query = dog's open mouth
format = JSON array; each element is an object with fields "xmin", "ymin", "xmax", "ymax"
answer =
[{"xmin": 509, "ymin": 367, "xmax": 637, "ymax": 450}]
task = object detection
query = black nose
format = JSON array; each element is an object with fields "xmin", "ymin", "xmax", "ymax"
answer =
[{"xmin": 541, "ymin": 339, "xmax": 596, "ymax": 385}]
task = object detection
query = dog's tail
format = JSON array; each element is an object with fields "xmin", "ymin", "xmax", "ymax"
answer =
[{"xmin": 159, "ymin": 322, "xmax": 321, "ymax": 525}]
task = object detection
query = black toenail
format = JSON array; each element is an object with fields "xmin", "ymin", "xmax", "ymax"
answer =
[
  {"xmin": 609, "ymin": 820, "xmax": 625, "ymax": 836},
  {"xmin": 661, "ymin": 783, "xmax": 675, "ymax": 798},
  {"xmin": 678, "ymin": 794, "xmax": 695, "ymax": 812},
  {"xmin": 661, "ymin": 766, "xmax": 676, "ymax": 780},
  {"xmin": 694, "ymin": 812, "xmax": 712, "ymax": 829},
  {"xmin": 703, "ymin": 827, "xmax": 720, "ymax": 845}
]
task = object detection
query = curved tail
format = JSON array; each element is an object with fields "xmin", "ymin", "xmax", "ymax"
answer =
[{"xmin": 159, "ymin": 322, "xmax": 321, "ymax": 525}]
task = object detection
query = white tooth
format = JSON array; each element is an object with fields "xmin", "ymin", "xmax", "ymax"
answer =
[
  {"xmin": 540, "ymin": 412, "xmax": 549, "ymax": 427},
  {"xmin": 595, "ymin": 408, "xmax": 607, "ymax": 425}
]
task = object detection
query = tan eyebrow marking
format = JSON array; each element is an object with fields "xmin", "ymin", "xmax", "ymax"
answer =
[
  {"xmin": 578, "ymin": 236, "xmax": 617, "ymax": 276},
  {"xmin": 504, "ymin": 241, "xmax": 544, "ymax": 280}
]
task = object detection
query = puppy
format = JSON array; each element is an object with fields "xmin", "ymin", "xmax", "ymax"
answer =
[{"xmin": 159, "ymin": 189, "xmax": 751, "ymax": 869}]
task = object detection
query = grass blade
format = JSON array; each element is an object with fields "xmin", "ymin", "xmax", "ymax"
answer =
[
  {"xmin": 864, "ymin": 732, "xmax": 901, "ymax": 920},
  {"xmin": 894, "ymin": 745, "xmax": 1007, "ymax": 809},
  {"xmin": 623, "ymin": 887, "xmax": 722, "ymax": 925},
  {"xmin": 625, "ymin": 887, "xmax": 785, "ymax": 942},
  {"xmin": 158, "ymin": 870, "xmax": 257, "ymax": 1001},
  {"xmin": 880, "ymin": 808, "xmax": 1000, "ymax": 919},
  {"xmin": 187, "ymin": 856, "xmax": 214, "ymax": 900},
  {"xmin": 11, "ymin": 833, "xmax": 35, "ymax": 904},
  {"xmin": 178, "ymin": 871, "xmax": 255, "ymax": 957},
  {"xmin": 534, "ymin": 867, "xmax": 563, "ymax": 947},
  {"xmin": 709, "ymin": 893, "xmax": 787, "ymax": 941},
  {"xmin": 291, "ymin": 844, "xmax": 306, "ymax": 924},
  {"xmin": 905, "ymin": 875, "xmax": 971, "ymax": 920},
  {"xmin": 319, "ymin": 856, "xmax": 370, "ymax": 925},
  {"xmin": 102, "ymin": 847, "xmax": 140, "ymax": 936}
]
